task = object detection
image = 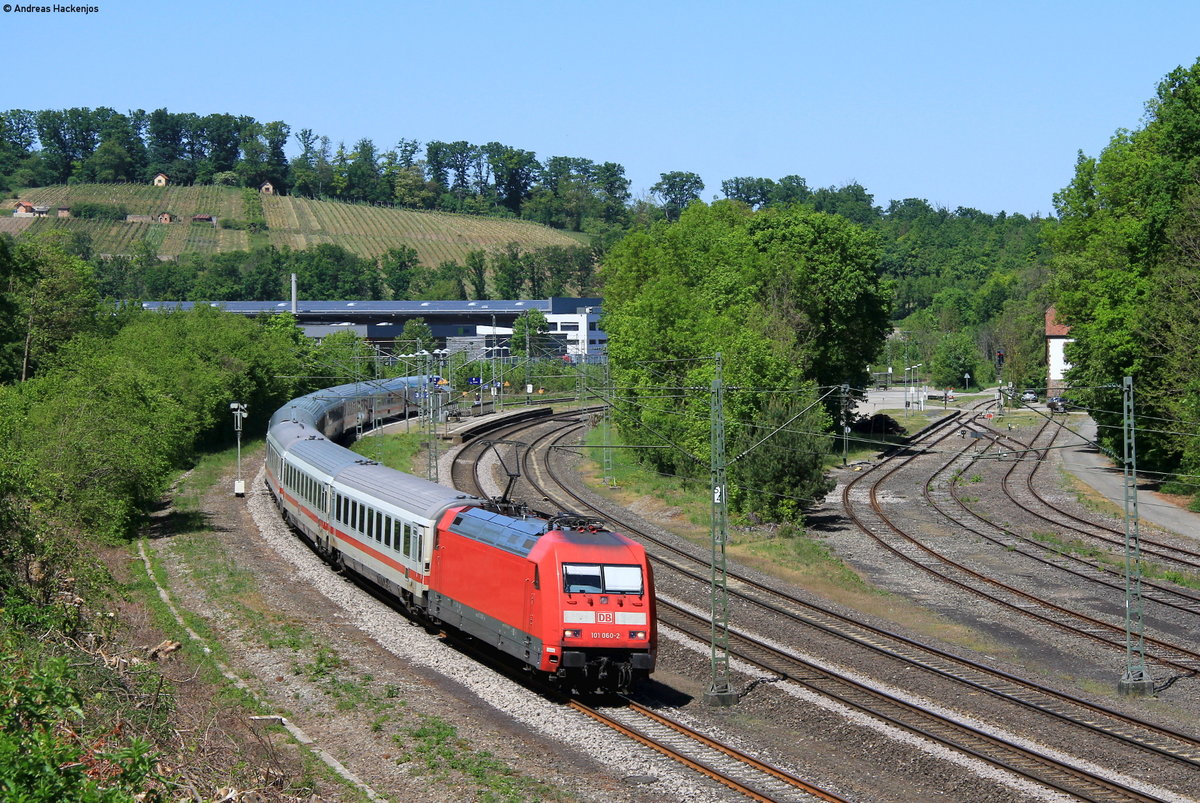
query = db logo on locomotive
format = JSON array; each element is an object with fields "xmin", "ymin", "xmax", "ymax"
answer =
[{"xmin": 597, "ymin": 611, "xmax": 614, "ymax": 623}]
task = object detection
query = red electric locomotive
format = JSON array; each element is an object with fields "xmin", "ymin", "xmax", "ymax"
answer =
[
  {"xmin": 427, "ymin": 506, "xmax": 656, "ymax": 693},
  {"xmin": 266, "ymin": 377, "xmax": 656, "ymax": 694}
]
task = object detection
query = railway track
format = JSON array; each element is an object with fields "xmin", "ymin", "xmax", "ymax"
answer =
[
  {"xmin": 657, "ymin": 600, "xmax": 1169, "ymax": 803},
  {"xmin": 446, "ymin": 410, "xmax": 1200, "ymax": 801},
  {"xmin": 572, "ymin": 699, "xmax": 848, "ymax": 803},
  {"xmin": 997, "ymin": 416, "xmax": 1200, "ymax": 572},
  {"xmin": 842, "ymin": 413, "xmax": 1200, "ymax": 675},
  {"xmin": 935, "ymin": 419, "xmax": 1200, "ymax": 619}
]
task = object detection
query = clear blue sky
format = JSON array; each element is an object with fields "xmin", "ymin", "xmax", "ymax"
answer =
[{"xmin": 6, "ymin": 0, "xmax": 1200, "ymax": 216}]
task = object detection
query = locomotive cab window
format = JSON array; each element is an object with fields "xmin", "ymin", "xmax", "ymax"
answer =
[{"xmin": 562, "ymin": 563, "xmax": 644, "ymax": 595}]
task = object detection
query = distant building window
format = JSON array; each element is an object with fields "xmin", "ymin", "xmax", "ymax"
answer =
[{"xmin": 559, "ymin": 323, "xmax": 579, "ymax": 331}]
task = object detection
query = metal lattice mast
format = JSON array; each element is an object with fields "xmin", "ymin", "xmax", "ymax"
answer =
[
  {"xmin": 602, "ymin": 354, "xmax": 615, "ymax": 487},
  {"xmin": 841, "ymin": 382, "xmax": 850, "ymax": 466},
  {"xmin": 705, "ymin": 352, "xmax": 738, "ymax": 706},
  {"xmin": 1119, "ymin": 375, "xmax": 1153, "ymax": 695},
  {"xmin": 424, "ymin": 356, "xmax": 439, "ymax": 483}
]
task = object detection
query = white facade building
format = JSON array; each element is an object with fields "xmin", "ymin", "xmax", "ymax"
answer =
[
  {"xmin": 1045, "ymin": 306, "xmax": 1073, "ymax": 394},
  {"xmin": 545, "ymin": 304, "xmax": 605, "ymax": 358}
]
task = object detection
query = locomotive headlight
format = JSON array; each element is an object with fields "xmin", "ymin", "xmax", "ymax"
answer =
[
  {"xmin": 563, "ymin": 629, "xmax": 582, "ymax": 639},
  {"xmin": 629, "ymin": 630, "xmax": 646, "ymax": 640}
]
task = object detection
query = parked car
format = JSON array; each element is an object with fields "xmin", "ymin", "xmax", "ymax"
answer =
[
  {"xmin": 1047, "ymin": 396, "xmax": 1071, "ymax": 412},
  {"xmin": 1020, "ymin": 390, "xmax": 1038, "ymax": 403}
]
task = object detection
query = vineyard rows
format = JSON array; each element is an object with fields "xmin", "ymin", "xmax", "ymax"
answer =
[{"xmin": 10, "ymin": 185, "xmax": 579, "ymax": 263}]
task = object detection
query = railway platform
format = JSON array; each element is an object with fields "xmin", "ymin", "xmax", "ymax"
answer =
[{"xmin": 364, "ymin": 403, "xmax": 556, "ymax": 445}]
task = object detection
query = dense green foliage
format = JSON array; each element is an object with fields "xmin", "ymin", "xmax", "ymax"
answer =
[
  {"xmin": 602, "ymin": 201, "xmax": 890, "ymax": 520},
  {"xmin": 0, "ymin": 232, "xmax": 342, "ymax": 797},
  {"xmin": 0, "ymin": 633, "xmax": 162, "ymax": 801},
  {"xmin": 1048, "ymin": 58, "xmax": 1200, "ymax": 489},
  {"xmin": 85, "ymin": 240, "xmax": 598, "ymax": 302}
]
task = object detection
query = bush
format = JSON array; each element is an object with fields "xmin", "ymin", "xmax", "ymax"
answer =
[
  {"xmin": 70, "ymin": 202, "xmax": 128, "ymax": 222},
  {"xmin": 0, "ymin": 627, "xmax": 162, "ymax": 801}
]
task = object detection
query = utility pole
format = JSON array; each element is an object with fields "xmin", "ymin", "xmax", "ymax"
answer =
[
  {"xmin": 704, "ymin": 352, "xmax": 738, "ymax": 706},
  {"xmin": 1119, "ymin": 375, "xmax": 1154, "ymax": 696}
]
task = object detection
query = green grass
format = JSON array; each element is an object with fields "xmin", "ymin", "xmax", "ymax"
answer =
[
  {"xmin": 351, "ymin": 430, "xmax": 425, "ymax": 473},
  {"xmin": 175, "ymin": 441, "xmax": 253, "ymax": 511},
  {"xmin": 395, "ymin": 715, "xmax": 561, "ymax": 802},
  {"xmin": 1029, "ymin": 530, "xmax": 1200, "ymax": 590},
  {"xmin": 580, "ymin": 427, "xmax": 874, "ymax": 593}
]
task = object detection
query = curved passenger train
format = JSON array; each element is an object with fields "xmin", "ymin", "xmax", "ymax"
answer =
[{"xmin": 264, "ymin": 376, "xmax": 656, "ymax": 693}]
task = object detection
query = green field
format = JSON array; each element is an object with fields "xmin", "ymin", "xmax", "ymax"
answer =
[{"xmin": 8, "ymin": 184, "xmax": 583, "ymax": 265}]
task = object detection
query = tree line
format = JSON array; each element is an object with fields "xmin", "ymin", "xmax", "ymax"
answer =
[
  {"xmin": 71, "ymin": 239, "xmax": 598, "ymax": 303},
  {"xmin": 1, "ymin": 104, "xmax": 1065, "ymax": 411}
]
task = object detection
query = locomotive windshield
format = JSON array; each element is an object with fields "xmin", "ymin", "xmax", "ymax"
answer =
[{"xmin": 562, "ymin": 563, "xmax": 643, "ymax": 595}]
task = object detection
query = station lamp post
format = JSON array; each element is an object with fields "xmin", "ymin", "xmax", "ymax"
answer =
[
  {"xmin": 230, "ymin": 402, "xmax": 248, "ymax": 496},
  {"xmin": 905, "ymin": 364, "xmax": 922, "ymax": 415}
]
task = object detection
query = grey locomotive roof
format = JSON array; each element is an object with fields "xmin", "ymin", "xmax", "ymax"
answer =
[
  {"xmin": 447, "ymin": 507, "xmax": 550, "ymax": 558},
  {"xmin": 335, "ymin": 462, "xmax": 479, "ymax": 521},
  {"xmin": 557, "ymin": 528, "xmax": 628, "ymax": 547}
]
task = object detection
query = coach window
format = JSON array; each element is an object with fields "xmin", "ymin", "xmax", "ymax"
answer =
[{"xmin": 384, "ymin": 518, "xmax": 393, "ymax": 549}]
